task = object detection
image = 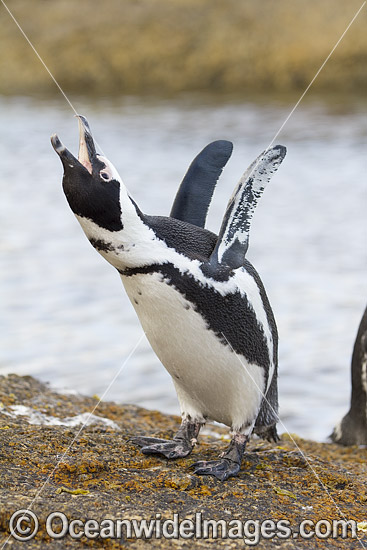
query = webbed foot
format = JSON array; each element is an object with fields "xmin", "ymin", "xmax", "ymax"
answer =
[
  {"xmin": 191, "ymin": 458, "xmax": 240, "ymax": 481},
  {"xmin": 133, "ymin": 437, "xmax": 193, "ymax": 459},
  {"xmin": 131, "ymin": 418, "xmax": 203, "ymax": 460},
  {"xmin": 191, "ymin": 432, "xmax": 249, "ymax": 481},
  {"xmin": 131, "ymin": 436, "xmax": 170, "ymax": 447}
]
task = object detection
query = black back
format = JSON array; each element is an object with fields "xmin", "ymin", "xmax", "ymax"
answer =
[{"xmin": 145, "ymin": 214, "xmax": 217, "ymax": 261}]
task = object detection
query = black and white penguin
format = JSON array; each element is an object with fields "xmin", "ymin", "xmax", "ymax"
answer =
[
  {"xmin": 332, "ymin": 306, "xmax": 367, "ymax": 446},
  {"xmin": 51, "ymin": 116, "xmax": 286, "ymax": 480}
]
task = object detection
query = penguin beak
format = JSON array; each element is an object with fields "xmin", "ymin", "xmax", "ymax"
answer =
[
  {"xmin": 50, "ymin": 133, "xmax": 80, "ymax": 167},
  {"xmin": 51, "ymin": 115, "xmax": 97, "ymax": 175},
  {"xmin": 77, "ymin": 115, "xmax": 97, "ymax": 174}
]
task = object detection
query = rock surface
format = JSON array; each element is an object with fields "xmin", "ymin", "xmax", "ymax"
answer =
[{"xmin": 0, "ymin": 374, "xmax": 366, "ymax": 548}]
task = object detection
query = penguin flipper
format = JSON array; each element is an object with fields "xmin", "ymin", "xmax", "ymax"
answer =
[
  {"xmin": 210, "ymin": 145, "xmax": 286, "ymax": 270},
  {"xmin": 170, "ymin": 140, "xmax": 233, "ymax": 228}
]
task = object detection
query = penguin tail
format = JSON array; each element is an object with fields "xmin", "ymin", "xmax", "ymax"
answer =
[{"xmin": 209, "ymin": 145, "xmax": 286, "ymax": 271}]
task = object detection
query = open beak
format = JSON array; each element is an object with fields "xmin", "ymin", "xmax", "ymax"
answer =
[
  {"xmin": 51, "ymin": 115, "xmax": 97, "ymax": 174},
  {"xmin": 77, "ymin": 115, "xmax": 97, "ymax": 174}
]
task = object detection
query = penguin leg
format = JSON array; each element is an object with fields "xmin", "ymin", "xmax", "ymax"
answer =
[
  {"xmin": 131, "ymin": 418, "xmax": 203, "ymax": 459},
  {"xmin": 191, "ymin": 432, "xmax": 248, "ymax": 481}
]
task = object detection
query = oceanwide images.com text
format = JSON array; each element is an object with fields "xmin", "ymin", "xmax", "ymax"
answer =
[{"xmin": 9, "ymin": 510, "xmax": 359, "ymax": 544}]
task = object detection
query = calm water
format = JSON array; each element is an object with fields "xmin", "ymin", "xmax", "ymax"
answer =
[{"xmin": 0, "ymin": 94, "xmax": 366, "ymax": 441}]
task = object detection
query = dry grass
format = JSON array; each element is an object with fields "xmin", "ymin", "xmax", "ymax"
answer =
[{"xmin": 0, "ymin": 0, "xmax": 366, "ymax": 96}]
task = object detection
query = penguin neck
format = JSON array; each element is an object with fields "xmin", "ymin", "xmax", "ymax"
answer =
[
  {"xmin": 118, "ymin": 182, "xmax": 145, "ymax": 230},
  {"xmin": 74, "ymin": 183, "xmax": 162, "ymax": 271}
]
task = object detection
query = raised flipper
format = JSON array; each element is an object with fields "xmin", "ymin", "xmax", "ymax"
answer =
[
  {"xmin": 170, "ymin": 140, "xmax": 233, "ymax": 228},
  {"xmin": 210, "ymin": 145, "xmax": 286, "ymax": 270}
]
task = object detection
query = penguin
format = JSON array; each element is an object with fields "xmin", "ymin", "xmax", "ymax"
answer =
[
  {"xmin": 51, "ymin": 116, "xmax": 286, "ymax": 480},
  {"xmin": 331, "ymin": 306, "xmax": 367, "ymax": 446}
]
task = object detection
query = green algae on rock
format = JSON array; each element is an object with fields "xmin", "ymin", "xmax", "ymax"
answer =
[{"xmin": 0, "ymin": 374, "xmax": 366, "ymax": 548}]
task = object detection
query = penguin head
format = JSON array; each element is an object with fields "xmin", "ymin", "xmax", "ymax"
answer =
[{"xmin": 51, "ymin": 115, "xmax": 123, "ymax": 232}]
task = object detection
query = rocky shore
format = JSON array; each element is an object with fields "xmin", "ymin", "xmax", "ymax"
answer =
[{"xmin": 0, "ymin": 374, "xmax": 366, "ymax": 548}]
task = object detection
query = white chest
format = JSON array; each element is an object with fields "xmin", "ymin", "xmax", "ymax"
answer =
[{"xmin": 121, "ymin": 271, "xmax": 265, "ymax": 430}]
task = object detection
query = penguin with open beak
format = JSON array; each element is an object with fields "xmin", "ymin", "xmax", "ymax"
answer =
[{"xmin": 51, "ymin": 116, "xmax": 286, "ymax": 481}]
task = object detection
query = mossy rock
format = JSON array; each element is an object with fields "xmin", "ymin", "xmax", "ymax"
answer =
[{"xmin": 0, "ymin": 374, "xmax": 366, "ymax": 548}]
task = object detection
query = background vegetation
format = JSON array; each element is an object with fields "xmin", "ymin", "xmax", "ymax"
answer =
[{"xmin": 0, "ymin": 0, "xmax": 365, "ymax": 97}]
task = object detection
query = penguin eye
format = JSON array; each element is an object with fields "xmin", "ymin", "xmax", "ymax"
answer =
[{"xmin": 100, "ymin": 172, "xmax": 111, "ymax": 181}]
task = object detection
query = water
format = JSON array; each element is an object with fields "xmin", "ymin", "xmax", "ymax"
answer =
[{"xmin": 0, "ymin": 93, "xmax": 366, "ymax": 441}]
